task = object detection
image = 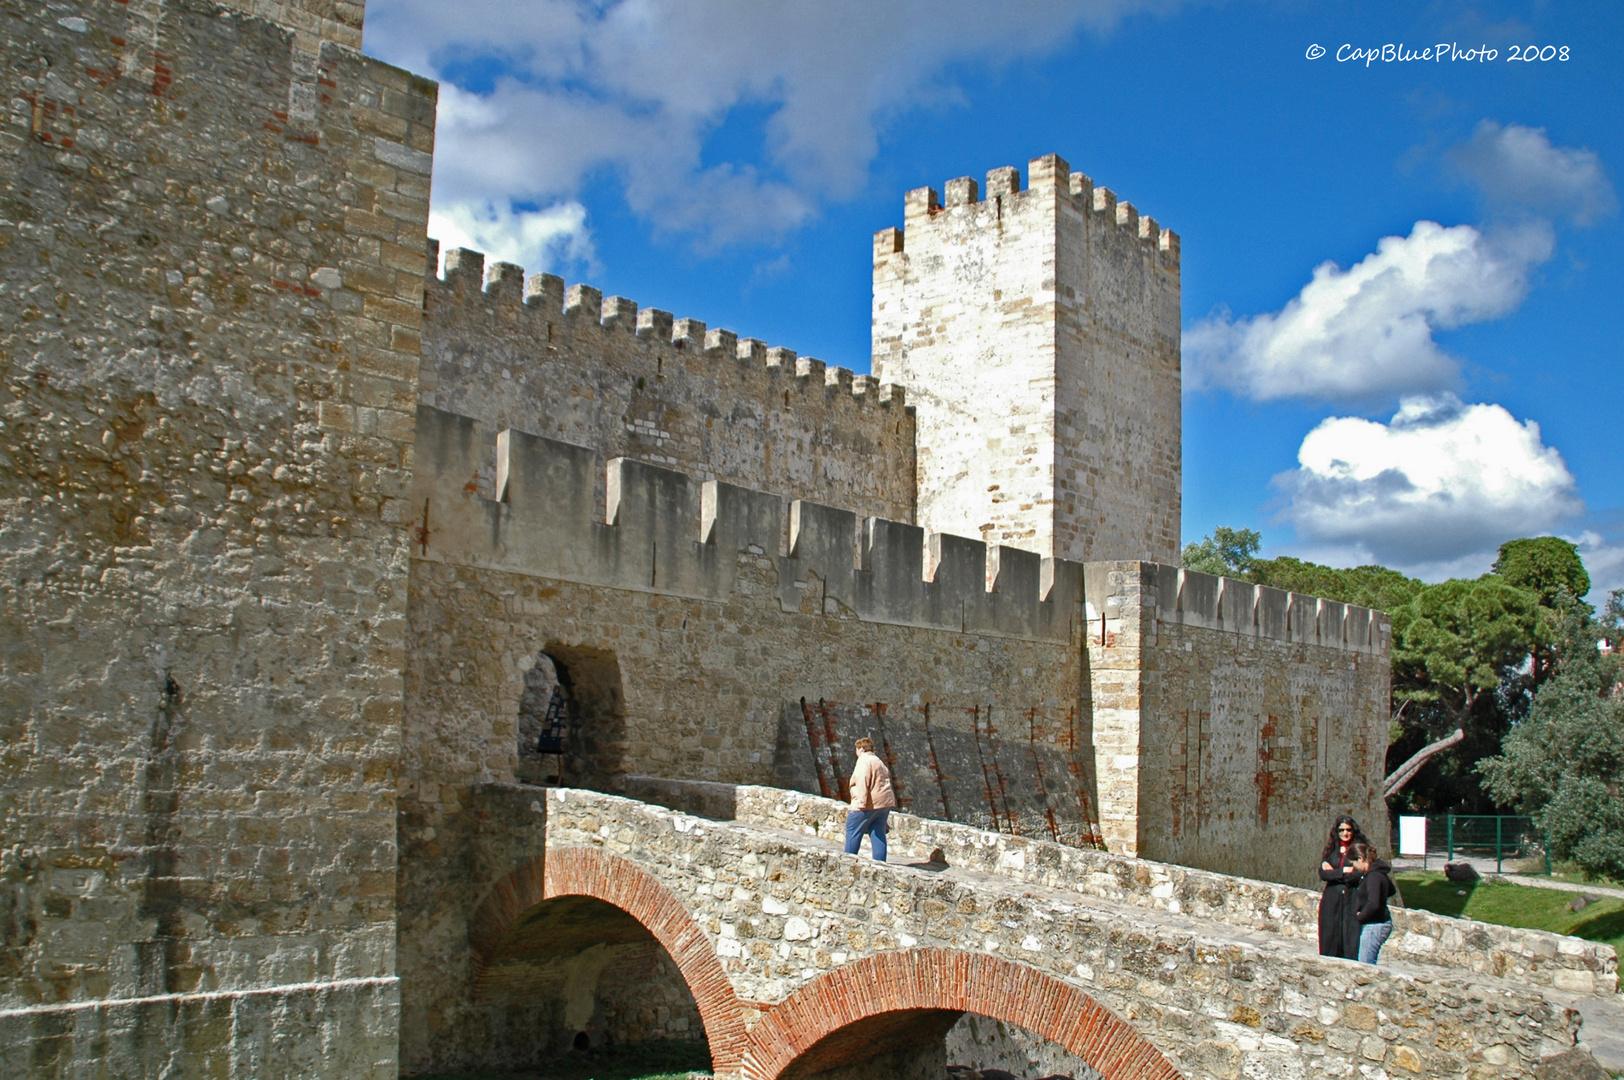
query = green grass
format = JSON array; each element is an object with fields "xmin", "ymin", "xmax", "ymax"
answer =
[
  {"xmin": 1395, "ymin": 871, "xmax": 1624, "ymax": 955},
  {"xmin": 408, "ymin": 1039, "xmax": 712, "ymax": 1080}
]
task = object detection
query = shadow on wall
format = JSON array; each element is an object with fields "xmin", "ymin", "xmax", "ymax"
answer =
[
  {"xmin": 788, "ymin": 1012, "xmax": 1107, "ymax": 1080},
  {"xmin": 474, "ymin": 894, "xmax": 709, "ymax": 1069},
  {"xmin": 517, "ymin": 645, "xmax": 626, "ymax": 790}
]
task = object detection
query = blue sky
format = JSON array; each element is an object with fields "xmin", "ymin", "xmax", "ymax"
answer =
[{"xmin": 363, "ymin": 0, "xmax": 1624, "ymax": 595}]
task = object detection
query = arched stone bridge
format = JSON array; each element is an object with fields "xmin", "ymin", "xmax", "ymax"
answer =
[{"xmin": 443, "ymin": 782, "xmax": 1612, "ymax": 1080}]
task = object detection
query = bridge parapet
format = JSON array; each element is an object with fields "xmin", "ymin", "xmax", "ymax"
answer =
[
  {"xmin": 619, "ymin": 776, "xmax": 1619, "ymax": 999},
  {"xmin": 532, "ymin": 786, "xmax": 1581, "ymax": 1080}
]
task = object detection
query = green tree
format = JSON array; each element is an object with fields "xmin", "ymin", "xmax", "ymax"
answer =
[
  {"xmin": 1493, "ymin": 536, "xmax": 1592, "ymax": 685},
  {"xmin": 1247, "ymin": 556, "xmax": 1422, "ymax": 614},
  {"xmin": 1480, "ymin": 595, "xmax": 1624, "ymax": 881},
  {"xmin": 1493, "ymin": 537, "xmax": 1590, "ymax": 608},
  {"xmin": 1381, "ymin": 576, "xmax": 1546, "ymax": 803},
  {"xmin": 1181, "ymin": 526, "xmax": 1260, "ymax": 576}
]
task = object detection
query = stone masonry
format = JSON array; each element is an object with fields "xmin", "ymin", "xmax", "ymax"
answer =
[
  {"xmin": 1, "ymin": 0, "xmax": 430, "ymax": 1075},
  {"xmin": 1, "ymin": 1, "xmax": 1521, "ymax": 1078},
  {"xmin": 459, "ymin": 784, "xmax": 1599, "ymax": 1080},
  {"xmin": 872, "ymin": 156, "xmax": 1182, "ymax": 566}
]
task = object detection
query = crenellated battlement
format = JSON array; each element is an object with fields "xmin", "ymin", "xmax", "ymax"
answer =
[
  {"xmin": 427, "ymin": 240, "xmax": 905, "ymax": 411},
  {"xmin": 875, "ymin": 153, "xmax": 1180, "ymax": 264},
  {"xmin": 413, "ymin": 404, "xmax": 1384, "ymax": 656},
  {"xmin": 421, "ymin": 240, "xmax": 918, "ymax": 525},
  {"xmin": 1080, "ymin": 562, "xmax": 1389, "ymax": 655},
  {"xmin": 413, "ymin": 404, "xmax": 1078, "ymax": 642}
]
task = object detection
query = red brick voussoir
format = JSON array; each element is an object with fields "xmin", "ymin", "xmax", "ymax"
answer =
[
  {"xmin": 467, "ymin": 845, "xmax": 749, "ymax": 1075},
  {"xmin": 740, "ymin": 948, "xmax": 1182, "ymax": 1080}
]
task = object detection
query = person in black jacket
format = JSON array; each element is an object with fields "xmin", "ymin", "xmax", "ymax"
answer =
[
  {"xmin": 1352, "ymin": 841, "xmax": 1397, "ymax": 964},
  {"xmin": 1317, "ymin": 815, "xmax": 1367, "ymax": 958}
]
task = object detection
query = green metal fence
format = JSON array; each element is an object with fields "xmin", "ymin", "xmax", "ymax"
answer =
[{"xmin": 1393, "ymin": 814, "xmax": 1551, "ymax": 875}]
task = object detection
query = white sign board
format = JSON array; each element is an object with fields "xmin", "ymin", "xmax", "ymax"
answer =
[{"xmin": 1398, "ymin": 815, "xmax": 1427, "ymax": 857}]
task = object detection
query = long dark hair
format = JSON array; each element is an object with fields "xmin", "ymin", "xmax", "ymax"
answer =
[{"xmin": 1320, "ymin": 815, "xmax": 1369, "ymax": 862}]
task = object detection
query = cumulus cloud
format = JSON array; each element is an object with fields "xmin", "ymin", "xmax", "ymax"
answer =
[
  {"xmin": 364, "ymin": 0, "xmax": 1183, "ymax": 263},
  {"xmin": 1273, "ymin": 395, "xmax": 1582, "ymax": 574},
  {"xmin": 429, "ymin": 199, "xmax": 595, "ymax": 277},
  {"xmin": 1185, "ymin": 219, "xmax": 1552, "ymax": 404},
  {"xmin": 1186, "ymin": 121, "xmax": 1612, "ymax": 406},
  {"xmin": 1450, "ymin": 120, "xmax": 1618, "ymax": 226}
]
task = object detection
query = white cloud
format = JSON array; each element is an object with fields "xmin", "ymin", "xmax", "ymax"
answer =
[
  {"xmin": 1274, "ymin": 395, "xmax": 1582, "ymax": 574},
  {"xmin": 1185, "ymin": 219, "xmax": 1552, "ymax": 404},
  {"xmin": 1186, "ymin": 120, "xmax": 1613, "ymax": 407},
  {"xmin": 364, "ymin": 0, "xmax": 1184, "ymax": 261},
  {"xmin": 429, "ymin": 199, "xmax": 595, "ymax": 277},
  {"xmin": 1450, "ymin": 120, "xmax": 1617, "ymax": 226}
]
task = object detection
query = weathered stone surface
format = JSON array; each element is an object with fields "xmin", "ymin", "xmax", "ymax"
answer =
[
  {"xmin": 506, "ymin": 787, "xmax": 1583, "ymax": 1080},
  {"xmin": 1533, "ymin": 1047, "xmax": 1610, "ymax": 1080},
  {"xmin": 10, "ymin": 3, "xmax": 1566, "ymax": 1079},
  {"xmin": 422, "ymin": 251, "xmax": 917, "ymax": 524},
  {"xmin": 0, "ymin": 1, "xmax": 430, "ymax": 1075},
  {"xmin": 872, "ymin": 157, "xmax": 1181, "ymax": 567}
]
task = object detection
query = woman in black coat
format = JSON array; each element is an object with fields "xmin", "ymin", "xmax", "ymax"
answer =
[{"xmin": 1317, "ymin": 815, "xmax": 1367, "ymax": 958}]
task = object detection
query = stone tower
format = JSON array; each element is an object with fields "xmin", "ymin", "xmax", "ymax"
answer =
[{"xmin": 872, "ymin": 153, "xmax": 1182, "ymax": 565}]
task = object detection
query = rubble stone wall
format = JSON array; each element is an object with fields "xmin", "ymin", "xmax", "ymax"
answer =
[
  {"xmin": 0, "ymin": 1, "xmax": 431, "ymax": 1075},
  {"xmin": 1084, "ymin": 562, "xmax": 1392, "ymax": 886}
]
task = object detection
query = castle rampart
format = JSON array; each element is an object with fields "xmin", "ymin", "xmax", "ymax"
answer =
[
  {"xmin": 422, "ymin": 242, "xmax": 918, "ymax": 525},
  {"xmin": 403, "ymin": 407, "xmax": 1388, "ymax": 898}
]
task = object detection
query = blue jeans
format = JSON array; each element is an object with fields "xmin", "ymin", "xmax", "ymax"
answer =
[
  {"xmin": 845, "ymin": 808, "xmax": 890, "ymax": 861},
  {"xmin": 1359, "ymin": 920, "xmax": 1392, "ymax": 964}
]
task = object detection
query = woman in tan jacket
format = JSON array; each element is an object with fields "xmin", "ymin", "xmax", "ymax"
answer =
[{"xmin": 845, "ymin": 737, "xmax": 897, "ymax": 861}]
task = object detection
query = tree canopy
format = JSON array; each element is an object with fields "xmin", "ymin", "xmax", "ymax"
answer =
[
  {"xmin": 1493, "ymin": 537, "xmax": 1590, "ymax": 608},
  {"xmin": 1480, "ymin": 598, "xmax": 1624, "ymax": 880},
  {"xmin": 1180, "ymin": 526, "xmax": 1260, "ymax": 577}
]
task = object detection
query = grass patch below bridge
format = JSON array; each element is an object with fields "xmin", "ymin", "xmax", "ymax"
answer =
[{"xmin": 1394, "ymin": 871, "xmax": 1624, "ymax": 956}]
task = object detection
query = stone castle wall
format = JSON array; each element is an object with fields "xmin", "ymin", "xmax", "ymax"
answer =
[
  {"xmin": 398, "ymin": 406, "xmax": 1391, "ymax": 1071},
  {"xmin": 0, "ymin": 1, "xmax": 431, "ymax": 1076},
  {"xmin": 872, "ymin": 155, "xmax": 1181, "ymax": 565},
  {"xmin": 399, "ymin": 408, "xmax": 1088, "ymax": 1072},
  {"xmin": 1086, "ymin": 564, "xmax": 1391, "ymax": 888},
  {"xmin": 421, "ymin": 244, "xmax": 917, "ymax": 525},
  {"xmin": 3, "ymin": 3, "xmax": 1407, "ymax": 1076}
]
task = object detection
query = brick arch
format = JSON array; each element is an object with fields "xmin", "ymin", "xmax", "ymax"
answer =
[
  {"xmin": 468, "ymin": 845, "xmax": 747, "ymax": 1075},
  {"xmin": 741, "ymin": 948, "xmax": 1181, "ymax": 1080}
]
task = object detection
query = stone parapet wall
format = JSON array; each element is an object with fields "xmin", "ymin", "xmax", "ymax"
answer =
[
  {"xmin": 422, "ymin": 244, "xmax": 917, "ymax": 526},
  {"xmin": 623, "ymin": 779, "xmax": 1618, "ymax": 1000},
  {"xmin": 414, "ymin": 404, "xmax": 1079, "ymax": 640},
  {"xmin": 1085, "ymin": 562, "xmax": 1392, "ymax": 882},
  {"xmin": 541, "ymin": 787, "xmax": 1583, "ymax": 1079}
]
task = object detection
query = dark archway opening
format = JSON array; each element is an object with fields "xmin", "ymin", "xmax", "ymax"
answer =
[
  {"xmin": 787, "ymin": 1011, "xmax": 1107, "ymax": 1080},
  {"xmin": 516, "ymin": 644, "xmax": 626, "ymax": 790},
  {"xmin": 474, "ymin": 894, "xmax": 710, "ymax": 1073}
]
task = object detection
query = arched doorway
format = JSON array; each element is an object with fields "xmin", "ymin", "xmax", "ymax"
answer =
[
  {"xmin": 742, "ymin": 949, "xmax": 1178, "ymax": 1080},
  {"xmin": 516, "ymin": 644, "xmax": 626, "ymax": 789},
  {"xmin": 468, "ymin": 847, "xmax": 748, "ymax": 1076}
]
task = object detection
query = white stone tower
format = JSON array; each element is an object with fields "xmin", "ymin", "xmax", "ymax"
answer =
[{"xmin": 872, "ymin": 154, "xmax": 1181, "ymax": 565}]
